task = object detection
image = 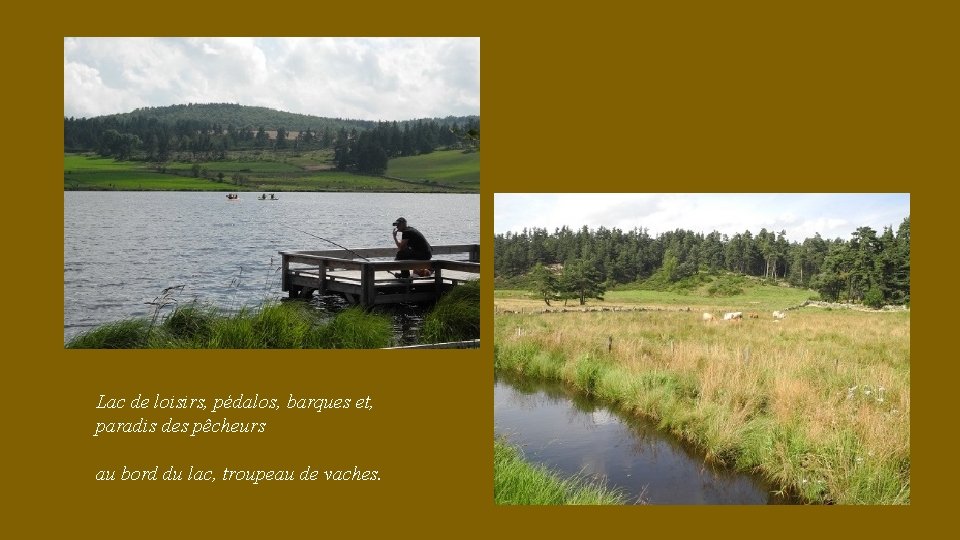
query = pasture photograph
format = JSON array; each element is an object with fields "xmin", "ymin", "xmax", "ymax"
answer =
[{"xmin": 493, "ymin": 193, "xmax": 910, "ymax": 505}]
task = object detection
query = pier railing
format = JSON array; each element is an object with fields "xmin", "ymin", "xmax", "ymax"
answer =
[{"xmin": 279, "ymin": 244, "xmax": 479, "ymax": 307}]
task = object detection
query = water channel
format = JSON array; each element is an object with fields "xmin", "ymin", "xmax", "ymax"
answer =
[{"xmin": 494, "ymin": 372, "xmax": 801, "ymax": 504}]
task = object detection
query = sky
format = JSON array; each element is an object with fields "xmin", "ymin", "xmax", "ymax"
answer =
[
  {"xmin": 494, "ymin": 194, "xmax": 910, "ymax": 243},
  {"xmin": 64, "ymin": 37, "xmax": 479, "ymax": 121}
]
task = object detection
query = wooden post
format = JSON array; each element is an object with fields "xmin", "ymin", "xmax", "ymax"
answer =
[
  {"xmin": 434, "ymin": 263, "xmax": 443, "ymax": 299},
  {"xmin": 318, "ymin": 260, "xmax": 327, "ymax": 293},
  {"xmin": 281, "ymin": 254, "xmax": 289, "ymax": 292},
  {"xmin": 360, "ymin": 263, "xmax": 376, "ymax": 308},
  {"xmin": 469, "ymin": 244, "xmax": 480, "ymax": 263}
]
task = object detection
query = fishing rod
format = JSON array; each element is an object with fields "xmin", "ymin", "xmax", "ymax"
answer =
[{"xmin": 281, "ymin": 224, "xmax": 404, "ymax": 278}]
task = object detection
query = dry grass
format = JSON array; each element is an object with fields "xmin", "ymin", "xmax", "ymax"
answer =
[{"xmin": 495, "ymin": 307, "xmax": 910, "ymax": 504}]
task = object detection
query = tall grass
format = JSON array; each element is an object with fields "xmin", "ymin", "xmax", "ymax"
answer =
[
  {"xmin": 64, "ymin": 320, "xmax": 156, "ymax": 349},
  {"xmin": 67, "ymin": 301, "xmax": 393, "ymax": 349},
  {"xmin": 494, "ymin": 438, "xmax": 625, "ymax": 505},
  {"xmin": 495, "ymin": 308, "xmax": 910, "ymax": 504},
  {"xmin": 420, "ymin": 280, "xmax": 480, "ymax": 343},
  {"xmin": 320, "ymin": 307, "xmax": 394, "ymax": 349},
  {"xmin": 68, "ymin": 275, "xmax": 479, "ymax": 348}
]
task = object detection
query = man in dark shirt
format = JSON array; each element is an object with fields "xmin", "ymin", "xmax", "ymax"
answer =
[{"xmin": 392, "ymin": 217, "xmax": 432, "ymax": 278}]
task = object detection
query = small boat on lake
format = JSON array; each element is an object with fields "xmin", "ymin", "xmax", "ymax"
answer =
[
  {"xmin": 257, "ymin": 193, "xmax": 279, "ymax": 201},
  {"xmin": 226, "ymin": 193, "xmax": 240, "ymax": 201}
]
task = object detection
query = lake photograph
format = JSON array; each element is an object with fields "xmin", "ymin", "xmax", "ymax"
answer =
[{"xmin": 64, "ymin": 37, "xmax": 480, "ymax": 348}]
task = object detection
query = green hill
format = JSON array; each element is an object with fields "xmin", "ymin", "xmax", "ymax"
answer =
[{"xmin": 386, "ymin": 149, "xmax": 479, "ymax": 189}]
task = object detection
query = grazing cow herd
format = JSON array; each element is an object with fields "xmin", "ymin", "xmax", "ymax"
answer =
[{"xmin": 702, "ymin": 310, "xmax": 787, "ymax": 322}]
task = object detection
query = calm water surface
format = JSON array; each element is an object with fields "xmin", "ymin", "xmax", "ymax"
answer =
[
  {"xmin": 494, "ymin": 372, "xmax": 800, "ymax": 504},
  {"xmin": 64, "ymin": 192, "xmax": 479, "ymax": 343}
]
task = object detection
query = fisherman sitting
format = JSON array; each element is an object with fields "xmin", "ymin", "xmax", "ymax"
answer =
[{"xmin": 392, "ymin": 217, "xmax": 432, "ymax": 278}]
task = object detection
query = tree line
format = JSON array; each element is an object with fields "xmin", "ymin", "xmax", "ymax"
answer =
[
  {"xmin": 64, "ymin": 103, "xmax": 479, "ymax": 171},
  {"xmin": 495, "ymin": 217, "xmax": 910, "ymax": 306},
  {"xmin": 332, "ymin": 119, "xmax": 479, "ymax": 174}
]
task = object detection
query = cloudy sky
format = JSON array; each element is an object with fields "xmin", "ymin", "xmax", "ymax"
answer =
[
  {"xmin": 494, "ymin": 194, "xmax": 910, "ymax": 242},
  {"xmin": 64, "ymin": 37, "xmax": 479, "ymax": 121}
]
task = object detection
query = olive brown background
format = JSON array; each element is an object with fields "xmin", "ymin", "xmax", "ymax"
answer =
[{"xmin": 6, "ymin": 1, "xmax": 954, "ymax": 536}]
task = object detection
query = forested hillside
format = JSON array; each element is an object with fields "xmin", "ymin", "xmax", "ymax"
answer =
[
  {"xmin": 103, "ymin": 103, "xmax": 377, "ymax": 132},
  {"xmin": 64, "ymin": 103, "xmax": 479, "ymax": 176},
  {"xmin": 495, "ymin": 218, "xmax": 910, "ymax": 306}
]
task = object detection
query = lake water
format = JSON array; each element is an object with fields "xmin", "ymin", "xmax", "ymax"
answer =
[
  {"xmin": 494, "ymin": 373, "xmax": 800, "ymax": 504},
  {"xmin": 64, "ymin": 191, "xmax": 479, "ymax": 343}
]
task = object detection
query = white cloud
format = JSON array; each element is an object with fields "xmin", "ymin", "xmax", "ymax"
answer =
[
  {"xmin": 64, "ymin": 37, "xmax": 480, "ymax": 121},
  {"xmin": 494, "ymin": 193, "xmax": 910, "ymax": 243}
]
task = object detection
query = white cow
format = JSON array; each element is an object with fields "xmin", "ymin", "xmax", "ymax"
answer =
[
  {"xmin": 772, "ymin": 310, "xmax": 786, "ymax": 319},
  {"xmin": 723, "ymin": 312, "xmax": 743, "ymax": 320},
  {"xmin": 702, "ymin": 312, "xmax": 716, "ymax": 322}
]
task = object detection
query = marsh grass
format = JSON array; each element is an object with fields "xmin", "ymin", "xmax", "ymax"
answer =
[
  {"xmin": 67, "ymin": 301, "xmax": 393, "ymax": 349},
  {"xmin": 68, "ymin": 273, "xmax": 476, "ymax": 349},
  {"xmin": 64, "ymin": 319, "xmax": 155, "ymax": 349},
  {"xmin": 420, "ymin": 280, "xmax": 480, "ymax": 343},
  {"xmin": 495, "ymin": 308, "xmax": 910, "ymax": 504},
  {"xmin": 320, "ymin": 307, "xmax": 394, "ymax": 349},
  {"xmin": 494, "ymin": 438, "xmax": 626, "ymax": 505}
]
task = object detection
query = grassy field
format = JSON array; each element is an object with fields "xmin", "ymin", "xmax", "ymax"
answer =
[
  {"xmin": 386, "ymin": 149, "xmax": 479, "ymax": 189},
  {"xmin": 64, "ymin": 151, "xmax": 478, "ymax": 192},
  {"xmin": 494, "ymin": 438, "xmax": 625, "ymax": 505},
  {"xmin": 494, "ymin": 284, "xmax": 910, "ymax": 504},
  {"xmin": 496, "ymin": 278, "xmax": 815, "ymax": 314}
]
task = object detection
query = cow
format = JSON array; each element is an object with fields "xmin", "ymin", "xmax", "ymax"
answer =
[
  {"xmin": 702, "ymin": 312, "xmax": 716, "ymax": 322},
  {"xmin": 772, "ymin": 310, "xmax": 786, "ymax": 320},
  {"xmin": 723, "ymin": 312, "xmax": 743, "ymax": 321}
]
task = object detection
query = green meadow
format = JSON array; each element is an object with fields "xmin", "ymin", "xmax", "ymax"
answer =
[
  {"xmin": 64, "ymin": 150, "xmax": 479, "ymax": 192},
  {"xmin": 385, "ymin": 149, "xmax": 479, "ymax": 189}
]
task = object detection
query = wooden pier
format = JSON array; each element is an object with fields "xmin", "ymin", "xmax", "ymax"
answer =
[{"xmin": 280, "ymin": 244, "xmax": 479, "ymax": 308}]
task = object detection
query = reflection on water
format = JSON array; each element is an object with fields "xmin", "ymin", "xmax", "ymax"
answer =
[{"xmin": 494, "ymin": 372, "xmax": 800, "ymax": 505}]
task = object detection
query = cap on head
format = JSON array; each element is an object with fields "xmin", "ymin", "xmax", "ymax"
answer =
[{"xmin": 392, "ymin": 217, "xmax": 407, "ymax": 227}]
